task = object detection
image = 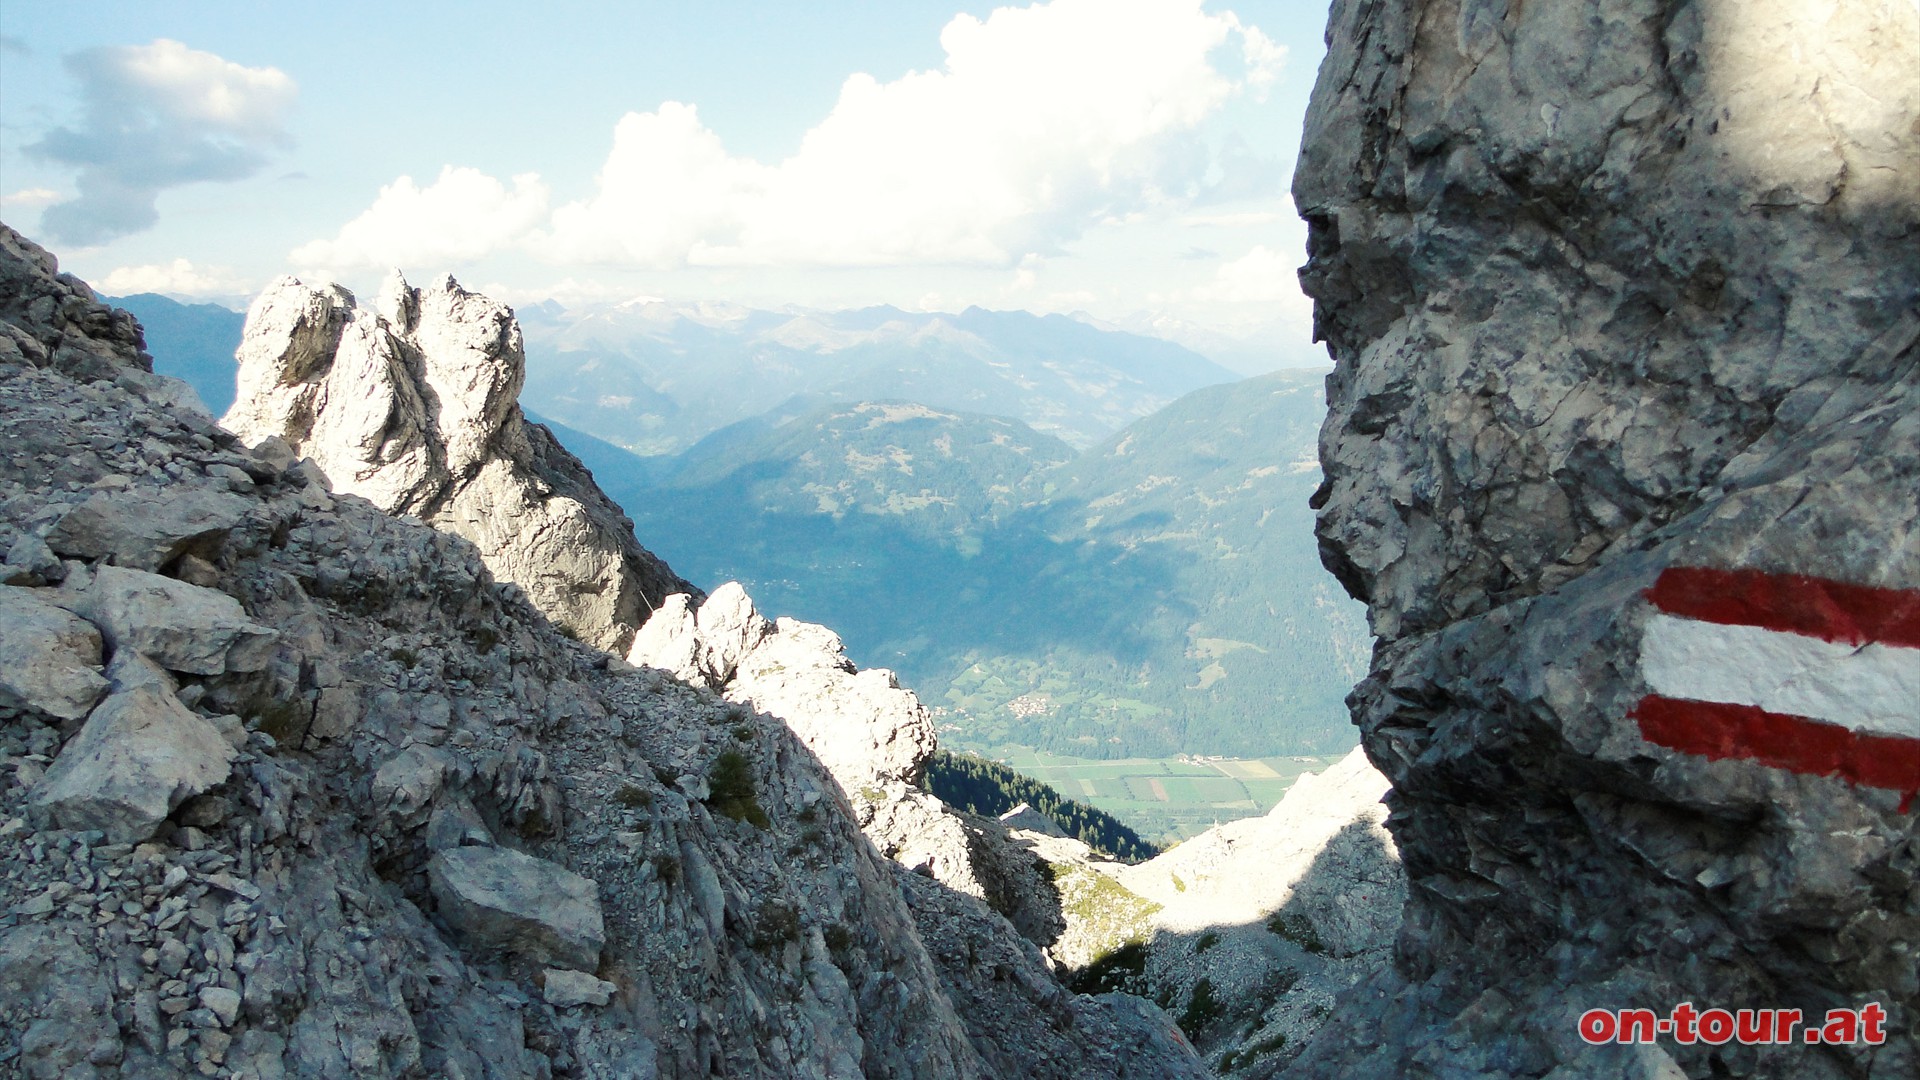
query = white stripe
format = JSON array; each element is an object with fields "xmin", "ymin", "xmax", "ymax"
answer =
[{"xmin": 1641, "ymin": 613, "xmax": 1920, "ymax": 738}]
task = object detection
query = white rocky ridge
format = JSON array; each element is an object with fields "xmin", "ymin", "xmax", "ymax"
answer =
[
  {"xmin": 222, "ymin": 270, "xmax": 693, "ymax": 655},
  {"xmin": 628, "ymin": 581, "xmax": 1072, "ymax": 949}
]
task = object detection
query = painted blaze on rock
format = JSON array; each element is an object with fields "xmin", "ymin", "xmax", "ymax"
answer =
[{"xmin": 1633, "ymin": 566, "xmax": 1920, "ymax": 806}]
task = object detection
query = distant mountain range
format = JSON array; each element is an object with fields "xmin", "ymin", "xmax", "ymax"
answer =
[
  {"xmin": 516, "ymin": 299, "xmax": 1242, "ymax": 454},
  {"xmin": 110, "ymin": 293, "xmax": 247, "ymax": 415},
  {"xmin": 615, "ymin": 374, "xmax": 1366, "ymax": 759},
  {"xmin": 115, "ymin": 290, "xmax": 1362, "ymax": 757}
]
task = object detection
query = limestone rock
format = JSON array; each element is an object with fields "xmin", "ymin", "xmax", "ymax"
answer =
[
  {"xmin": 0, "ymin": 585, "xmax": 109, "ymax": 720},
  {"xmin": 68, "ymin": 564, "xmax": 278, "ymax": 675},
  {"xmin": 633, "ymin": 585, "xmax": 938, "ymax": 791},
  {"xmin": 223, "ymin": 271, "xmax": 692, "ymax": 653},
  {"xmin": 0, "ymin": 925, "xmax": 122, "ymax": 1080},
  {"xmin": 3, "ymin": 531, "xmax": 64, "ymax": 585},
  {"xmin": 1290, "ymin": 0, "xmax": 1920, "ymax": 1075},
  {"xmin": 45, "ymin": 485, "xmax": 252, "ymax": 571},
  {"xmin": 28, "ymin": 683, "xmax": 237, "ymax": 843},
  {"xmin": 996, "ymin": 802, "xmax": 1068, "ymax": 839},
  {"xmin": 625, "ymin": 592, "xmax": 701, "ymax": 682},
  {"xmin": 0, "ymin": 223, "xmax": 149, "ymax": 381},
  {"xmin": 428, "ymin": 845, "xmax": 606, "ymax": 970},
  {"xmin": 694, "ymin": 580, "xmax": 772, "ymax": 684},
  {"xmin": 542, "ymin": 968, "xmax": 615, "ymax": 1008},
  {"xmin": 728, "ymin": 616, "xmax": 935, "ymax": 788}
]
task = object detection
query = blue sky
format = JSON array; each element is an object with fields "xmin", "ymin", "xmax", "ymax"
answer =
[{"xmin": 1, "ymin": 0, "xmax": 1330, "ymax": 357}]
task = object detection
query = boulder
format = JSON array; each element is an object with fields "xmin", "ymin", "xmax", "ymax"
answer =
[
  {"xmin": 695, "ymin": 582, "xmax": 772, "ymax": 684},
  {"xmin": 428, "ymin": 845, "xmax": 605, "ymax": 970},
  {"xmin": 542, "ymin": 969, "xmax": 615, "ymax": 1008},
  {"xmin": 729, "ymin": 617, "xmax": 936, "ymax": 788},
  {"xmin": 45, "ymin": 486, "xmax": 252, "ymax": 571},
  {"xmin": 996, "ymin": 803, "xmax": 1068, "ymax": 839},
  {"xmin": 627, "ymin": 593, "xmax": 702, "ymax": 683},
  {"xmin": 28, "ymin": 683, "xmax": 237, "ymax": 843},
  {"xmin": 3, "ymin": 532, "xmax": 64, "ymax": 585},
  {"xmin": 68, "ymin": 564, "xmax": 277, "ymax": 676},
  {"xmin": 0, "ymin": 586, "xmax": 109, "ymax": 720}
]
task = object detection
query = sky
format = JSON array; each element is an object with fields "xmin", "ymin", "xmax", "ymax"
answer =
[{"xmin": 0, "ymin": 0, "xmax": 1333, "ymax": 364}]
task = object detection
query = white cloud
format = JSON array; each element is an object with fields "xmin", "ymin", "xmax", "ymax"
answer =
[
  {"xmin": 301, "ymin": 0, "xmax": 1285, "ymax": 272},
  {"xmin": 290, "ymin": 166, "xmax": 551, "ymax": 272},
  {"xmin": 1181, "ymin": 209, "xmax": 1287, "ymax": 228},
  {"xmin": 1163, "ymin": 243, "xmax": 1316, "ymax": 342},
  {"xmin": 27, "ymin": 40, "xmax": 295, "ymax": 247},
  {"xmin": 1192, "ymin": 244, "xmax": 1299, "ymax": 304},
  {"xmin": 96, "ymin": 258, "xmax": 250, "ymax": 298},
  {"xmin": 1, "ymin": 188, "xmax": 61, "ymax": 210}
]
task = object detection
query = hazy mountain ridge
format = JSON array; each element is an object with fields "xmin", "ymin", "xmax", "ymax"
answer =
[
  {"xmin": 618, "ymin": 369, "xmax": 1368, "ymax": 760},
  {"xmin": 106, "ymin": 293, "xmax": 246, "ymax": 415},
  {"xmin": 518, "ymin": 299, "xmax": 1241, "ymax": 454}
]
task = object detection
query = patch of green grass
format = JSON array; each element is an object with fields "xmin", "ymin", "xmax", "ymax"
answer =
[
  {"xmin": 651, "ymin": 853, "xmax": 680, "ymax": 884},
  {"xmin": 749, "ymin": 899, "xmax": 801, "ymax": 950},
  {"xmin": 1064, "ymin": 940, "xmax": 1149, "ymax": 995},
  {"xmin": 1266, "ymin": 911, "xmax": 1326, "ymax": 954},
  {"xmin": 707, "ymin": 749, "xmax": 770, "ymax": 829},
  {"xmin": 1194, "ymin": 931, "xmax": 1219, "ymax": 954},
  {"xmin": 1179, "ymin": 977, "xmax": 1222, "ymax": 1036},
  {"xmin": 253, "ymin": 697, "xmax": 312, "ymax": 746},
  {"xmin": 612, "ymin": 783, "xmax": 653, "ymax": 809},
  {"xmin": 822, "ymin": 923, "xmax": 854, "ymax": 955}
]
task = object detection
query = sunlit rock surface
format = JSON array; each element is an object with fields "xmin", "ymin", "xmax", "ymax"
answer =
[{"xmin": 224, "ymin": 271, "xmax": 694, "ymax": 653}]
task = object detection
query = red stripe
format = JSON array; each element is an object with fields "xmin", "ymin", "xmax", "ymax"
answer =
[
  {"xmin": 1633, "ymin": 695, "xmax": 1920, "ymax": 803},
  {"xmin": 1646, "ymin": 567, "xmax": 1920, "ymax": 649}
]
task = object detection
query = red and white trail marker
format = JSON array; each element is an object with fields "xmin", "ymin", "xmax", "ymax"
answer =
[{"xmin": 1632, "ymin": 566, "xmax": 1920, "ymax": 810}]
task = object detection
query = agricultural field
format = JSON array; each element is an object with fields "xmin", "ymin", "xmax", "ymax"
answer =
[{"xmin": 967, "ymin": 745, "xmax": 1352, "ymax": 845}]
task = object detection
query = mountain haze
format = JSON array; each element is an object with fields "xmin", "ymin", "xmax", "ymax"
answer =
[
  {"xmin": 519, "ymin": 300, "xmax": 1240, "ymax": 454},
  {"xmin": 619, "ymin": 371, "xmax": 1367, "ymax": 759}
]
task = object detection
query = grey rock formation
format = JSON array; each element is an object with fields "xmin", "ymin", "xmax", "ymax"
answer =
[
  {"xmin": 223, "ymin": 270, "xmax": 693, "ymax": 653},
  {"xmin": 428, "ymin": 845, "xmax": 606, "ymax": 969},
  {"xmin": 0, "ymin": 223, "xmax": 1205, "ymax": 1079},
  {"xmin": 0, "ymin": 586, "xmax": 109, "ymax": 721},
  {"xmin": 28, "ymin": 683, "xmax": 237, "ymax": 843},
  {"xmin": 67, "ymin": 564, "xmax": 278, "ymax": 676},
  {"xmin": 543, "ymin": 967, "xmax": 616, "ymax": 1008},
  {"xmin": 1292, "ymin": 0, "xmax": 1920, "ymax": 1076},
  {"xmin": 45, "ymin": 486, "xmax": 253, "ymax": 572},
  {"xmin": 629, "ymin": 584, "xmax": 1066, "ymax": 941}
]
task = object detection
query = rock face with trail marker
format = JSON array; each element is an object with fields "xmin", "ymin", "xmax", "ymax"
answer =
[{"xmin": 1290, "ymin": 0, "xmax": 1920, "ymax": 1076}]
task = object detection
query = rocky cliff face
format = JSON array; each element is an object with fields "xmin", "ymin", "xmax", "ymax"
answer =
[
  {"xmin": 0, "ymin": 223, "xmax": 1206, "ymax": 1080},
  {"xmin": 222, "ymin": 272, "xmax": 693, "ymax": 655},
  {"xmin": 1294, "ymin": 0, "xmax": 1918, "ymax": 1077}
]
